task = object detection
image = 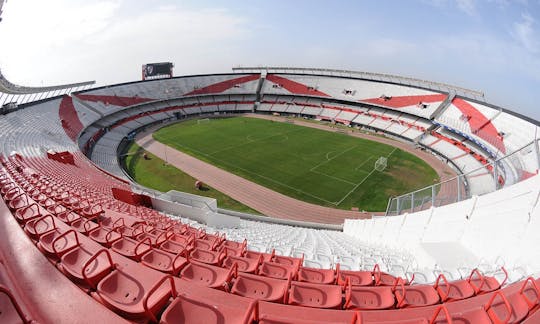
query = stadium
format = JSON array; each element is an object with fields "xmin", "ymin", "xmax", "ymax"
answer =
[{"xmin": 1, "ymin": 1, "xmax": 540, "ymax": 324}]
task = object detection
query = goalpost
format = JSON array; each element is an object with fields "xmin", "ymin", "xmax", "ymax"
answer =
[
  {"xmin": 197, "ymin": 118, "xmax": 211, "ymax": 124},
  {"xmin": 374, "ymin": 156, "xmax": 388, "ymax": 172}
]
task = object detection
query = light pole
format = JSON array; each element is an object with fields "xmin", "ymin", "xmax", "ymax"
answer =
[{"xmin": 164, "ymin": 145, "xmax": 168, "ymax": 166}]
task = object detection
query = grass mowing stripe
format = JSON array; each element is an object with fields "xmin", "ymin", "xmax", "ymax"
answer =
[
  {"xmin": 170, "ymin": 141, "xmax": 338, "ymax": 205},
  {"xmin": 209, "ymin": 128, "xmax": 304, "ymax": 156},
  {"xmin": 154, "ymin": 117, "xmax": 439, "ymax": 211}
]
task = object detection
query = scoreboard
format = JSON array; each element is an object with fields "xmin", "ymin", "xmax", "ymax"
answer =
[{"xmin": 142, "ymin": 62, "xmax": 174, "ymax": 80}]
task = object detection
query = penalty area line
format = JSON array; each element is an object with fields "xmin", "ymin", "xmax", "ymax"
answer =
[{"xmin": 335, "ymin": 147, "xmax": 398, "ymax": 206}]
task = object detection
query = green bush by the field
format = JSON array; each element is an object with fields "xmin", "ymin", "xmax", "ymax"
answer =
[{"xmin": 153, "ymin": 117, "xmax": 439, "ymax": 211}]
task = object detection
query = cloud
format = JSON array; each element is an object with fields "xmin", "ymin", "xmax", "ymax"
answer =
[
  {"xmin": 0, "ymin": 1, "xmax": 252, "ymax": 86},
  {"xmin": 512, "ymin": 12, "xmax": 540, "ymax": 53},
  {"xmin": 421, "ymin": 0, "xmax": 478, "ymax": 16},
  {"xmin": 456, "ymin": 0, "xmax": 477, "ymax": 15}
]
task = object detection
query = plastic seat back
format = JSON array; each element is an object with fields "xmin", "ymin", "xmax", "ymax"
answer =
[
  {"xmin": 337, "ymin": 264, "xmax": 373, "ymax": 287},
  {"xmin": 180, "ymin": 261, "xmax": 236, "ymax": 291},
  {"xmin": 344, "ymin": 280, "xmax": 395, "ymax": 310},
  {"xmin": 140, "ymin": 249, "xmax": 187, "ymax": 275},
  {"xmin": 298, "ymin": 266, "xmax": 336, "ymax": 284},
  {"xmin": 288, "ymin": 281, "xmax": 343, "ymax": 309},
  {"xmin": 231, "ymin": 272, "xmax": 290, "ymax": 303},
  {"xmin": 259, "ymin": 261, "xmax": 296, "ymax": 280},
  {"xmin": 61, "ymin": 247, "xmax": 115, "ymax": 288},
  {"xmin": 161, "ymin": 290, "xmax": 256, "ymax": 324},
  {"xmin": 96, "ymin": 267, "xmax": 174, "ymax": 321},
  {"xmin": 223, "ymin": 254, "xmax": 261, "ymax": 274}
]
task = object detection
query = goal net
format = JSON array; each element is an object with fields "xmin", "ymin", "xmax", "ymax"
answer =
[
  {"xmin": 374, "ymin": 156, "xmax": 388, "ymax": 172},
  {"xmin": 197, "ymin": 118, "xmax": 211, "ymax": 124}
]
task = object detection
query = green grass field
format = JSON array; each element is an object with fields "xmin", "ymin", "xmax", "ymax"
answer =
[
  {"xmin": 153, "ymin": 117, "xmax": 439, "ymax": 211},
  {"xmin": 122, "ymin": 142, "xmax": 261, "ymax": 214}
]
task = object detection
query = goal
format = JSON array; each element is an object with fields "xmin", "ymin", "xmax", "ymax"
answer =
[
  {"xmin": 374, "ymin": 156, "xmax": 388, "ymax": 172},
  {"xmin": 197, "ymin": 118, "xmax": 211, "ymax": 124}
]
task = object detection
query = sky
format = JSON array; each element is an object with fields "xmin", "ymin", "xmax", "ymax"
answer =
[{"xmin": 0, "ymin": 0, "xmax": 539, "ymax": 120}]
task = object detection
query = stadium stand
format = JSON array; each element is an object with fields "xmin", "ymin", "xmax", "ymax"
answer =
[{"xmin": 0, "ymin": 67, "xmax": 539, "ymax": 322}]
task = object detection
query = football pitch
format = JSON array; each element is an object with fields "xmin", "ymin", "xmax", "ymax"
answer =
[{"xmin": 153, "ymin": 117, "xmax": 438, "ymax": 211}]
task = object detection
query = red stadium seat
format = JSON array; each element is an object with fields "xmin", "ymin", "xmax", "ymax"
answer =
[
  {"xmin": 189, "ymin": 247, "xmax": 226, "ymax": 265},
  {"xmin": 434, "ymin": 273, "xmax": 475, "ymax": 302},
  {"xmin": 88, "ymin": 225, "xmax": 122, "ymax": 247},
  {"xmin": 231, "ymin": 272, "xmax": 290, "ymax": 303},
  {"xmin": 183, "ymin": 226, "xmax": 206, "ymax": 239},
  {"xmin": 114, "ymin": 224, "xmax": 144, "ymax": 239},
  {"xmin": 273, "ymin": 254, "xmax": 304, "ymax": 271},
  {"xmin": 14, "ymin": 202, "xmax": 43, "ymax": 223},
  {"xmin": 8, "ymin": 193, "xmax": 31, "ymax": 211},
  {"xmin": 483, "ymin": 290, "xmax": 523, "ymax": 324},
  {"xmin": 168, "ymin": 232, "xmax": 195, "ymax": 245},
  {"xmin": 3, "ymin": 186, "xmax": 24, "ymax": 201},
  {"xmin": 394, "ymin": 277, "xmax": 440, "ymax": 308},
  {"xmin": 61, "ymin": 247, "xmax": 115, "ymax": 289},
  {"xmin": 373, "ymin": 264, "xmax": 400, "ymax": 286},
  {"xmin": 297, "ymin": 266, "xmax": 336, "ymax": 284},
  {"xmin": 135, "ymin": 230, "xmax": 171, "ymax": 247},
  {"xmin": 37, "ymin": 228, "xmax": 81, "ymax": 259},
  {"xmin": 160, "ymin": 239, "xmax": 192, "ymax": 255},
  {"xmin": 81, "ymin": 203, "xmax": 103, "ymax": 219},
  {"xmin": 180, "ymin": 260, "xmax": 237, "ymax": 291},
  {"xmin": 288, "ymin": 281, "xmax": 343, "ymax": 309},
  {"xmin": 193, "ymin": 238, "xmax": 218, "ymax": 251},
  {"xmin": 56, "ymin": 209, "xmax": 82, "ymax": 225},
  {"xmin": 223, "ymin": 254, "xmax": 261, "ymax": 273},
  {"xmin": 111, "ymin": 236, "xmax": 152, "ymax": 261},
  {"xmin": 344, "ymin": 279, "xmax": 395, "ymax": 310},
  {"xmin": 161, "ymin": 281, "xmax": 257, "ymax": 324},
  {"xmin": 245, "ymin": 249, "xmax": 275, "ymax": 263},
  {"xmin": 94, "ymin": 264, "xmax": 174, "ymax": 321},
  {"xmin": 24, "ymin": 214, "xmax": 57, "ymax": 240},
  {"xmin": 337, "ymin": 263, "xmax": 374, "ymax": 287},
  {"xmin": 518, "ymin": 277, "xmax": 540, "ymax": 311},
  {"xmin": 70, "ymin": 217, "xmax": 99, "ymax": 235},
  {"xmin": 220, "ymin": 244, "xmax": 245, "ymax": 257},
  {"xmin": 140, "ymin": 249, "xmax": 187, "ymax": 275},
  {"xmin": 259, "ymin": 261, "xmax": 297, "ymax": 280},
  {"xmin": 257, "ymin": 301, "xmax": 358, "ymax": 324},
  {"xmin": 221, "ymin": 238, "xmax": 247, "ymax": 254},
  {"xmin": 523, "ymin": 308, "xmax": 540, "ymax": 323},
  {"xmin": 467, "ymin": 267, "xmax": 508, "ymax": 294}
]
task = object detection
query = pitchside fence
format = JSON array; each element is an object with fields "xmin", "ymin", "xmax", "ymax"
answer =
[{"xmin": 385, "ymin": 139, "xmax": 540, "ymax": 216}]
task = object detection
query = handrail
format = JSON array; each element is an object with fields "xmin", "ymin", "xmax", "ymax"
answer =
[{"xmin": 385, "ymin": 137, "xmax": 540, "ymax": 216}]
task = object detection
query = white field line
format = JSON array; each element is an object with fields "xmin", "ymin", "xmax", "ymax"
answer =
[
  {"xmin": 310, "ymin": 145, "xmax": 357, "ymax": 172},
  {"xmin": 209, "ymin": 128, "xmax": 301, "ymax": 156},
  {"xmin": 168, "ymin": 141, "xmax": 337, "ymax": 205},
  {"xmin": 310, "ymin": 169, "xmax": 357, "ymax": 186},
  {"xmin": 355, "ymin": 156, "xmax": 373, "ymax": 171},
  {"xmin": 335, "ymin": 147, "xmax": 398, "ymax": 206}
]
